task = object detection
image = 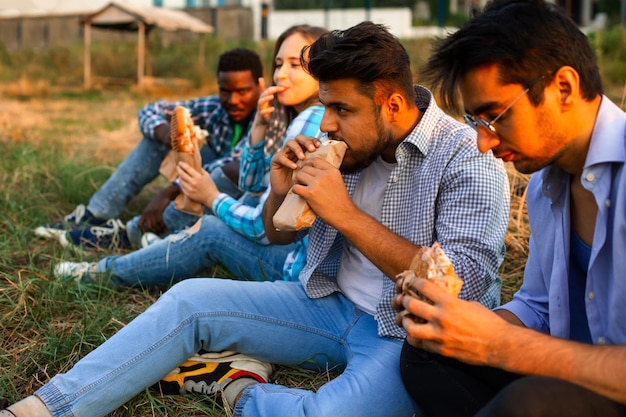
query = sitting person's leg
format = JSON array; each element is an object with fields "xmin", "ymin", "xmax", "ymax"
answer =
[
  {"xmin": 15, "ymin": 279, "xmax": 415, "ymax": 417},
  {"xmin": 476, "ymin": 376, "xmax": 626, "ymax": 417},
  {"xmin": 124, "ymin": 166, "xmax": 250, "ymax": 248},
  {"xmin": 401, "ymin": 341, "xmax": 626, "ymax": 417},
  {"xmin": 85, "ymin": 215, "xmax": 294, "ymax": 287},
  {"xmin": 236, "ymin": 303, "xmax": 418, "ymax": 417},
  {"xmin": 400, "ymin": 341, "xmax": 521, "ymax": 417},
  {"xmin": 34, "ymin": 136, "xmax": 168, "ymax": 238},
  {"xmin": 87, "ymin": 136, "xmax": 170, "ymax": 221}
]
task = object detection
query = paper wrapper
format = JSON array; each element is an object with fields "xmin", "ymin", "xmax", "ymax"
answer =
[
  {"xmin": 173, "ymin": 145, "xmax": 204, "ymax": 216},
  {"xmin": 272, "ymin": 140, "xmax": 348, "ymax": 231}
]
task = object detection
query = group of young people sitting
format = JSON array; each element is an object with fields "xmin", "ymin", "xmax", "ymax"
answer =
[{"xmin": 6, "ymin": 1, "xmax": 624, "ymax": 416}]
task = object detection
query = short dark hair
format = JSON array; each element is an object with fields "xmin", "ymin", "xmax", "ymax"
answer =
[
  {"xmin": 421, "ymin": 0, "xmax": 603, "ymax": 112},
  {"xmin": 303, "ymin": 21, "xmax": 415, "ymax": 105},
  {"xmin": 217, "ymin": 48, "xmax": 263, "ymax": 81}
]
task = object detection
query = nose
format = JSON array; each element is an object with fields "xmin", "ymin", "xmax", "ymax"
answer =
[
  {"xmin": 320, "ymin": 112, "xmax": 337, "ymax": 134},
  {"xmin": 227, "ymin": 91, "xmax": 241, "ymax": 107},
  {"xmin": 275, "ymin": 64, "xmax": 288, "ymax": 81},
  {"xmin": 476, "ymin": 129, "xmax": 500, "ymax": 154}
]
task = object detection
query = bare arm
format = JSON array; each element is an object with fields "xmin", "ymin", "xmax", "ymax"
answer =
[
  {"xmin": 154, "ymin": 123, "xmax": 171, "ymax": 147},
  {"xmin": 249, "ymin": 83, "xmax": 283, "ymax": 147},
  {"xmin": 138, "ymin": 183, "xmax": 180, "ymax": 235}
]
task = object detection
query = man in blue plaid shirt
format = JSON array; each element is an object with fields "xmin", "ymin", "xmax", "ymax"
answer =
[{"xmin": 34, "ymin": 48, "xmax": 263, "ymax": 249}]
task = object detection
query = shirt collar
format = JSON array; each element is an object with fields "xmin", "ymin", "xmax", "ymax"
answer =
[
  {"xmin": 542, "ymin": 95, "xmax": 626, "ymax": 199},
  {"xmin": 584, "ymin": 96, "xmax": 626, "ymax": 168},
  {"xmin": 400, "ymin": 85, "xmax": 445, "ymax": 156}
]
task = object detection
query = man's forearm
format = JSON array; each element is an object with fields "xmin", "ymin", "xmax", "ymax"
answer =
[
  {"xmin": 153, "ymin": 123, "xmax": 171, "ymax": 146},
  {"xmin": 487, "ymin": 325, "xmax": 626, "ymax": 404},
  {"xmin": 333, "ymin": 208, "xmax": 422, "ymax": 279}
]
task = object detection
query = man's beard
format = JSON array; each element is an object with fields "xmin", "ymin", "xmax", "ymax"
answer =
[{"xmin": 334, "ymin": 116, "xmax": 394, "ymax": 174}]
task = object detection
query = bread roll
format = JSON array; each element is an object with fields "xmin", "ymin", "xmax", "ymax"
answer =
[
  {"xmin": 399, "ymin": 242, "xmax": 463, "ymax": 302},
  {"xmin": 169, "ymin": 106, "xmax": 204, "ymax": 216},
  {"xmin": 170, "ymin": 106, "xmax": 196, "ymax": 154}
]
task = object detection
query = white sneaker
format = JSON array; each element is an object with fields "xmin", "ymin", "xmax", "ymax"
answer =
[
  {"xmin": 141, "ymin": 232, "xmax": 162, "ymax": 248},
  {"xmin": 34, "ymin": 204, "xmax": 106, "ymax": 239},
  {"xmin": 54, "ymin": 261, "xmax": 93, "ymax": 283}
]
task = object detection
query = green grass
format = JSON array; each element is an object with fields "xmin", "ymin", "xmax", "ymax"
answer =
[{"xmin": 0, "ymin": 92, "xmax": 337, "ymax": 416}]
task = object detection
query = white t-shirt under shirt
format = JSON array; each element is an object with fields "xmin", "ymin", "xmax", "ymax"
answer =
[{"xmin": 336, "ymin": 156, "xmax": 396, "ymax": 315}]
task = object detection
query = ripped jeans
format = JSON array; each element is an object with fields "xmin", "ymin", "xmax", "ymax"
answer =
[{"xmin": 94, "ymin": 214, "xmax": 297, "ymax": 287}]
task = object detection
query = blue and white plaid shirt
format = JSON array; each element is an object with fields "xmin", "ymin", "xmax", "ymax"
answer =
[
  {"xmin": 239, "ymin": 105, "xmax": 324, "ymax": 193},
  {"xmin": 285, "ymin": 86, "xmax": 511, "ymax": 339},
  {"xmin": 210, "ymin": 105, "xmax": 325, "ymax": 246},
  {"xmin": 138, "ymin": 95, "xmax": 255, "ymax": 172}
]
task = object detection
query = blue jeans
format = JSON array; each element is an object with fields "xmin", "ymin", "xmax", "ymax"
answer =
[
  {"xmin": 87, "ymin": 136, "xmax": 241, "ymax": 245},
  {"xmin": 34, "ymin": 279, "xmax": 419, "ymax": 417},
  {"xmin": 97, "ymin": 214, "xmax": 295, "ymax": 287},
  {"xmin": 124, "ymin": 167, "xmax": 249, "ymax": 249}
]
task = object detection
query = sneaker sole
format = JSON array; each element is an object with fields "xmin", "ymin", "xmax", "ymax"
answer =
[{"xmin": 34, "ymin": 226, "xmax": 67, "ymax": 239}]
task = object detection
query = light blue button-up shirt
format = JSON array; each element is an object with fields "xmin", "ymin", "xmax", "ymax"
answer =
[{"xmin": 500, "ymin": 96, "xmax": 626, "ymax": 345}]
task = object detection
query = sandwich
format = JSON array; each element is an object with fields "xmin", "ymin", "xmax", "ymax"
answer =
[
  {"xmin": 398, "ymin": 242, "xmax": 463, "ymax": 318},
  {"xmin": 170, "ymin": 106, "xmax": 203, "ymax": 216}
]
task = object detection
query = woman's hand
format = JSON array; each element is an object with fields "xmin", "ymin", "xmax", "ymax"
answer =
[{"xmin": 177, "ymin": 161, "xmax": 220, "ymax": 208}]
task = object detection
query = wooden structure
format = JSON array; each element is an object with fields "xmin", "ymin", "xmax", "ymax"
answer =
[{"xmin": 81, "ymin": 2, "xmax": 213, "ymax": 89}]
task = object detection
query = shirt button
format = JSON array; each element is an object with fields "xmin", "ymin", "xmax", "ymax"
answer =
[
  {"xmin": 392, "ymin": 176, "xmax": 398, "ymax": 183},
  {"xmin": 588, "ymin": 292, "xmax": 595, "ymax": 300},
  {"xmin": 382, "ymin": 222, "xmax": 390, "ymax": 228},
  {"xmin": 605, "ymin": 199, "xmax": 611, "ymax": 208},
  {"xmin": 597, "ymin": 337, "xmax": 606, "ymax": 344},
  {"xmin": 585, "ymin": 172, "xmax": 595, "ymax": 182}
]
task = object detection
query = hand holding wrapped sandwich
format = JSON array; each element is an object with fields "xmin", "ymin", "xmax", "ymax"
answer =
[
  {"xmin": 272, "ymin": 137, "xmax": 348, "ymax": 231},
  {"xmin": 170, "ymin": 106, "xmax": 204, "ymax": 216},
  {"xmin": 393, "ymin": 243, "xmax": 465, "ymax": 347},
  {"xmin": 394, "ymin": 246, "xmax": 517, "ymax": 365}
]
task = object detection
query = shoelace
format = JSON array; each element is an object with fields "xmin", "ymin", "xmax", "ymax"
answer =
[
  {"xmin": 64, "ymin": 204, "xmax": 87, "ymax": 225},
  {"xmin": 90, "ymin": 219, "xmax": 126, "ymax": 240}
]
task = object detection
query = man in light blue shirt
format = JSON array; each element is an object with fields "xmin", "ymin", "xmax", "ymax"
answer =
[{"xmin": 394, "ymin": 0, "xmax": 626, "ymax": 416}]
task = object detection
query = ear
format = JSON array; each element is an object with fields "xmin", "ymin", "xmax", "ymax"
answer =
[
  {"xmin": 552, "ymin": 66, "xmax": 580, "ymax": 109},
  {"xmin": 385, "ymin": 93, "xmax": 404, "ymax": 122}
]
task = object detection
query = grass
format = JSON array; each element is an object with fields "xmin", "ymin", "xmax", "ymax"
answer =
[{"xmin": 0, "ymin": 89, "xmax": 344, "ymax": 416}]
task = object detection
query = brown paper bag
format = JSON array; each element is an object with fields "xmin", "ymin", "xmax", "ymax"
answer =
[{"xmin": 273, "ymin": 140, "xmax": 348, "ymax": 231}]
